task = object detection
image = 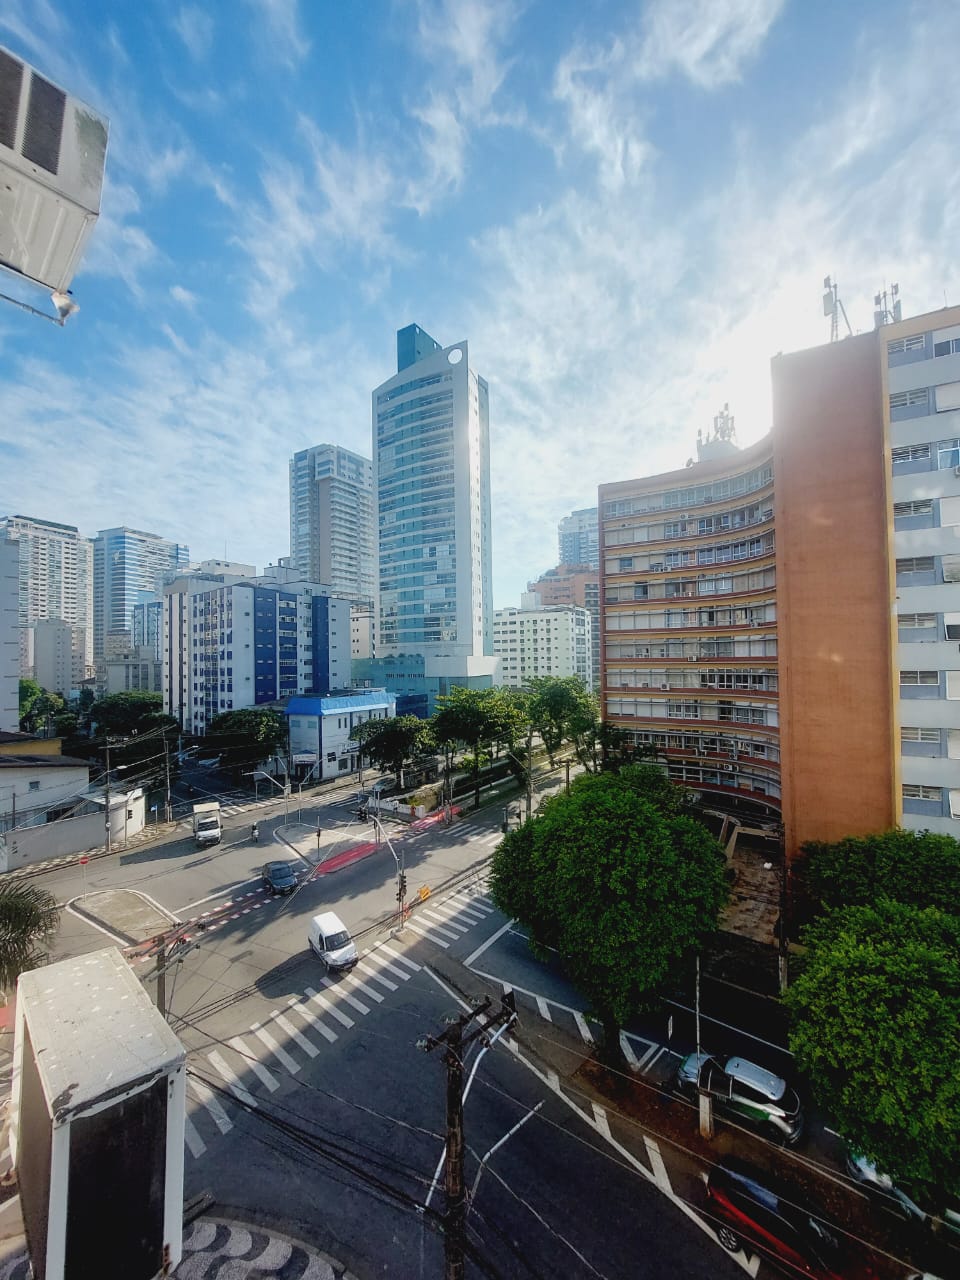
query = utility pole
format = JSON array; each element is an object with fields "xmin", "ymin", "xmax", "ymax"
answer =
[
  {"xmin": 104, "ymin": 741, "xmax": 112, "ymax": 855},
  {"xmin": 154, "ymin": 934, "xmax": 167, "ymax": 1020},
  {"xmin": 564, "ymin": 758, "xmax": 571, "ymax": 793},
  {"xmin": 525, "ymin": 722, "xmax": 533, "ymax": 822},
  {"xmin": 420, "ymin": 992, "xmax": 517, "ymax": 1280},
  {"xmin": 164, "ymin": 732, "xmax": 173, "ymax": 823}
]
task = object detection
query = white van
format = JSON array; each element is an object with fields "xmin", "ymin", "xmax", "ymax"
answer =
[{"xmin": 308, "ymin": 912, "xmax": 358, "ymax": 973}]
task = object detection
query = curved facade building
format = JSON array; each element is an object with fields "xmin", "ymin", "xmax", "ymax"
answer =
[{"xmin": 599, "ymin": 439, "xmax": 780, "ymax": 822}]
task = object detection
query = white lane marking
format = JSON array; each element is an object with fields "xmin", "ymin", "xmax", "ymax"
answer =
[
  {"xmin": 187, "ymin": 1076, "xmax": 233, "ymax": 1134},
  {"xmin": 305, "ymin": 986, "xmax": 355, "ymax": 1028},
  {"xmin": 574, "ymin": 1012, "xmax": 594, "ymax": 1044},
  {"xmin": 377, "ymin": 942, "xmax": 421, "ymax": 971},
  {"xmin": 591, "ymin": 1103, "xmax": 611, "ymax": 1141},
  {"xmin": 413, "ymin": 912, "xmax": 462, "ymax": 938},
  {"xmin": 464, "ymin": 918, "xmax": 514, "ymax": 967},
  {"xmin": 272, "ymin": 1010, "xmax": 320, "ymax": 1058},
  {"xmin": 356, "ymin": 960, "xmax": 398, "ymax": 992},
  {"xmin": 362, "ymin": 951, "xmax": 411, "ymax": 980},
  {"xmin": 499, "ymin": 1041, "xmax": 761, "ymax": 1277},
  {"xmin": 177, "ymin": 877, "xmax": 263, "ymax": 912},
  {"xmin": 343, "ymin": 972, "xmax": 384, "ymax": 1003},
  {"xmin": 184, "ymin": 1115, "xmax": 206, "ymax": 1158},
  {"xmin": 425, "ymin": 898, "xmax": 479, "ymax": 924},
  {"xmin": 644, "ymin": 1046, "xmax": 668, "ymax": 1072},
  {"xmin": 442, "ymin": 902, "xmax": 486, "ymax": 924},
  {"xmin": 536, "ymin": 996, "xmax": 552, "ymax": 1021},
  {"xmin": 207, "ymin": 1050, "xmax": 260, "ymax": 1107},
  {"xmin": 423, "ymin": 966, "xmax": 473, "ymax": 1013},
  {"xmin": 250, "ymin": 1023, "xmax": 300, "ymax": 1074},
  {"xmin": 420, "ymin": 910, "xmax": 468, "ymax": 936},
  {"xmin": 643, "ymin": 1136, "xmax": 672, "ymax": 1191},
  {"xmin": 288, "ymin": 996, "xmax": 338, "ymax": 1044},
  {"xmin": 633, "ymin": 1040, "xmax": 660, "ymax": 1068},
  {"xmin": 404, "ymin": 921, "xmax": 450, "ymax": 948},
  {"xmin": 620, "ymin": 1033, "xmax": 639, "ymax": 1068},
  {"xmin": 320, "ymin": 975, "xmax": 370, "ymax": 1013},
  {"xmin": 227, "ymin": 1037, "xmax": 280, "ymax": 1092}
]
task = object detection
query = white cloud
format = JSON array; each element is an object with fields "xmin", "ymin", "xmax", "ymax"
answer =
[
  {"xmin": 173, "ymin": 6, "xmax": 214, "ymax": 60},
  {"xmin": 246, "ymin": 0, "xmax": 310, "ymax": 68},
  {"xmin": 637, "ymin": 0, "xmax": 787, "ymax": 88},
  {"xmin": 169, "ymin": 285, "xmax": 198, "ymax": 309}
]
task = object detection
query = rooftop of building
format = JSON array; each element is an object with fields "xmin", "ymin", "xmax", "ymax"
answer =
[{"xmin": 0, "ymin": 754, "xmax": 91, "ymax": 769}]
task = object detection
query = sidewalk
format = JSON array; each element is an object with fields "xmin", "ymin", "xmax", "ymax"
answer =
[{"xmin": 0, "ymin": 1206, "xmax": 359, "ymax": 1279}]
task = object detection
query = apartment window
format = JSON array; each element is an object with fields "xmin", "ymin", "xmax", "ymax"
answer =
[
  {"xmin": 618, "ymin": 557, "xmax": 634, "ymax": 572},
  {"xmin": 943, "ymin": 554, "xmax": 960, "ymax": 583},
  {"xmin": 891, "ymin": 444, "xmax": 931, "ymax": 464},
  {"xmin": 893, "ymin": 500, "xmax": 934, "ymax": 519},
  {"xmin": 902, "ymin": 784, "xmax": 941, "ymax": 801},
  {"xmin": 889, "ymin": 388, "xmax": 929, "ymax": 411},
  {"xmin": 938, "ymin": 439, "xmax": 960, "ymax": 468},
  {"xmin": 896, "ymin": 556, "xmax": 935, "ymax": 574},
  {"xmin": 901, "ymin": 726, "xmax": 940, "ymax": 743},
  {"xmin": 898, "ymin": 612, "xmax": 936, "ymax": 629},
  {"xmin": 28, "ymin": 780, "xmax": 40, "ymax": 792},
  {"xmin": 945, "ymin": 613, "xmax": 960, "ymax": 640},
  {"xmin": 934, "ymin": 337, "xmax": 960, "ymax": 357},
  {"xmin": 888, "ymin": 335, "xmax": 925, "ymax": 355},
  {"xmin": 900, "ymin": 670, "xmax": 939, "ymax": 685}
]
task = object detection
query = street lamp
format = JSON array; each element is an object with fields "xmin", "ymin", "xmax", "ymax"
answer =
[{"xmin": 252, "ymin": 771, "xmax": 290, "ymax": 825}]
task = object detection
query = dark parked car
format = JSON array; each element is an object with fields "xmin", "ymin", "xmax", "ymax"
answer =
[
  {"xmin": 706, "ymin": 1159, "xmax": 860, "ymax": 1279},
  {"xmin": 844, "ymin": 1146, "xmax": 960, "ymax": 1237},
  {"xmin": 262, "ymin": 860, "xmax": 298, "ymax": 895},
  {"xmin": 676, "ymin": 1051, "xmax": 804, "ymax": 1144}
]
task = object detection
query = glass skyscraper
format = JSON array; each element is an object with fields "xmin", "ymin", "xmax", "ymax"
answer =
[
  {"xmin": 373, "ymin": 325, "xmax": 493, "ymax": 663},
  {"xmin": 93, "ymin": 527, "xmax": 189, "ymax": 658}
]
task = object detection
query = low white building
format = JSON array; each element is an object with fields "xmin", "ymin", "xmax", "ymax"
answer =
[
  {"xmin": 0, "ymin": 754, "xmax": 92, "ymax": 832},
  {"xmin": 493, "ymin": 594, "xmax": 593, "ymax": 691},
  {"xmin": 285, "ymin": 689, "xmax": 396, "ymax": 783}
]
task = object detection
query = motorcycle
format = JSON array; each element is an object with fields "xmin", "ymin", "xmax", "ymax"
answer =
[{"xmin": 251, "ymin": 823, "xmax": 259, "ymax": 843}]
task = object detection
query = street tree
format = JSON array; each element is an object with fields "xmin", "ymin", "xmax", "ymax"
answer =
[
  {"xmin": 351, "ymin": 715, "xmax": 432, "ymax": 790},
  {"xmin": 431, "ymin": 687, "xmax": 527, "ymax": 808},
  {"xmin": 207, "ymin": 707, "xmax": 287, "ymax": 781},
  {"xmin": 0, "ymin": 880, "xmax": 60, "ymax": 996},
  {"xmin": 489, "ymin": 770, "xmax": 728, "ymax": 1062},
  {"xmin": 785, "ymin": 899, "xmax": 960, "ymax": 1197},
  {"xmin": 91, "ymin": 691, "xmax": 174, "ymax": 736},
  {"xmin": 18, "ymin": 679, "xmax": 66, "ymax": 734},
  {"xmin": 799, "ymin": 828, "xmax": 960, "ymax": 918}
]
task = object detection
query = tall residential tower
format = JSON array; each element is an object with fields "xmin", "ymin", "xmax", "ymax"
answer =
[
  {"xmin": 92, "ymin": 527, "xmax": 189, "ymax": 658},
  {"xmin": 0, "ymin": 515, "xmax": 93, "ymax": 677},
  {"xmin": 372, "ymin": 325, "xmax": 496, "ymax": 691},
  {"xmin": 289, "ymin": 444, "xmax": 374, "ymax": 600}
]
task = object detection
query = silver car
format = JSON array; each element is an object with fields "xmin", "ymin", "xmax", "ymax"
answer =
[{"xmin": 676, "ymin": 1051, "xmax": 804, "ymax": 1144}]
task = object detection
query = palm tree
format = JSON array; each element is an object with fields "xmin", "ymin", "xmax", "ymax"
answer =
[{"xmin": 0, "ymin": 880, "xmax": 60, "ymax": 996}]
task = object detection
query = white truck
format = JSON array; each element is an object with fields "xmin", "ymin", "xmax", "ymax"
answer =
[{"xmin": 192, "ymin": 800, "xmax": 221, "ymax": 846}]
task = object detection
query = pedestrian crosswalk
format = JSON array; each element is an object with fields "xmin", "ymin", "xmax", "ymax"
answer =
[{"xmin": 183, "ymin": 887, "xmax": 496, "ymax": 1159}]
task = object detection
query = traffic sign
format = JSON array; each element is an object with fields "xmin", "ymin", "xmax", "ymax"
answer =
[{"xmin": 78, "ymin": 856, "xmax": 89, "ymax": 865}]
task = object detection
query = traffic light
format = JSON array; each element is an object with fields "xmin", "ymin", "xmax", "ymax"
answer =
[{"xmin": 397, "ymin": 872, "xmax": 407, "ymax": 901}]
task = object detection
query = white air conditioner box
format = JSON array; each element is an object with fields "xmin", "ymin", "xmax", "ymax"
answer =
[{"xmin": 0, "ymin": 46, "xmax": 108, "ymax": 292}]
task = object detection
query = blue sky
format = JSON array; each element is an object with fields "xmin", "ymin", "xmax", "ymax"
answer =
[{"xmin": 2, "ymin": 0, "xmax": 959, "ymax": 608}]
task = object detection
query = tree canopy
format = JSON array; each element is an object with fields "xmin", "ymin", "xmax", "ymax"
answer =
[
  {"xmin": 0, "ymin": 880, "xmax": 60, "ymax": 995},
  {"xmin": 91, "ymin": 691, "xmax": 174, "ymax": 737},
  {"xmin": 352, "ymin": 715, "xmax": 432, "ymax": 789},
  {"xmin": 785, "ymin": 898, "xmax": 960, "ymax": 1197},
  {"xmin": 489, "ymin": 769, "xmax": 728, "ymax": 1059},
  {"xmin": 432, "ymin": 687, "xmax": 528, "ymax": 807},
  {"xmin": 207, "ymin": 707, "xmax": 287, "ymax": 778},
  {"xmin": 19, "ymin": 679, "xmax": 65, "ymax": 734},
  {"xmin": 799, "ymin": 828, "xmax": 960, "ymax": 917}
]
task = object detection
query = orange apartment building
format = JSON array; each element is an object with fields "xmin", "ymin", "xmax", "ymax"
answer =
[{"xmin": 600, "ymin": 304, "xmax": 960, "ymax": 860}]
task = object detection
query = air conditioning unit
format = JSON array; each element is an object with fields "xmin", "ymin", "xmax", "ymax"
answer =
[
  {"xmin": 0, "ymin": 46, "xmax": 108, "ymax": 292},
  {"xmin": 640, "ymin": 683, "xmax": 649, "ymax": 689},
  {"xmin": 660, "ymin": 683, "xmax": 669, "ymax": 690}
]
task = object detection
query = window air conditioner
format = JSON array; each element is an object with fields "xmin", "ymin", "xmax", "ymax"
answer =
[
  {"xmin": 660, "ymin": 683, "xmax": 669, "ymax": 690},
  {"xmin": 0, "ymin": 46, "xmax": 109, "ymax": 292}
]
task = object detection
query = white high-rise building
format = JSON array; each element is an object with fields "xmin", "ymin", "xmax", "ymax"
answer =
[
  {"xmin": 558, "ymin": 507, "xmax": 599, "ymax": 571},
  {"xmin": 32, "ymin": 618, "xmax": 85, "ymax": 697},
  {"xmin": 92, "ymin": 527, "xmax": 189, "ymax": 659},
  {"xmin": 493, "ymin": 595, "xmax": 592, "ymax": 691},
  {"xmin": 0, "ymin": 534, "xmax": 19, "ymax": 732},
  {"xmin": 373, "ymin": 324, "xmax": 495, "ymax": 669},
  {"xmin": 289, "ymin": 445, "xmax": 374, "ymax": 600},
  {"xmin": 0, "ymin": 515, "xmax": 93, "ymax": 677}
]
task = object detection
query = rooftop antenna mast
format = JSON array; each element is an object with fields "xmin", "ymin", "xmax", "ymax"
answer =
[
  {"xmin": 873, "ymin": 283, "xmax": 902, "ymax": 328},
  {"xmin": 822, "ymin": 276, "xmax": 852, "ymax": 342}
]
